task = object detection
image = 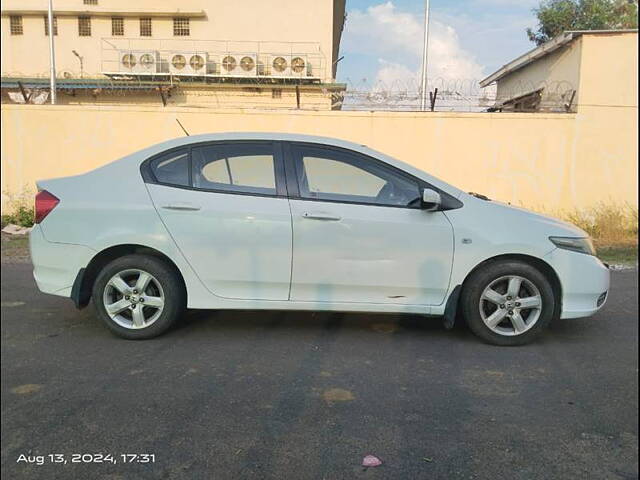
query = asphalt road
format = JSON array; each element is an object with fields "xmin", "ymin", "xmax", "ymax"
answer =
[{"xmin": 1, "ymin": 262, "xmax": 638, "ymax": 479}]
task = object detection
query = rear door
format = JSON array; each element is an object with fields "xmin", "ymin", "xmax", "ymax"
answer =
[
  {"xmin": 145, "ymin": 141, "xmax": 292, "ymax": 300},
  {"xmin": 285, "ymin": 143, "xmax": 454, "ymax": 306}
]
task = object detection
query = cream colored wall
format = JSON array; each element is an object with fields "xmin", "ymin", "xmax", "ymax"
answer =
[
  {"xmin": 577, "ymin": 32, "xmax": 638, "ymax": 107},
  {"xmin": 495, "ymin": 37, "xmax": 582, "ymax": 109},
  {"xmin": 570, "ymin": 33, "xmax": 639, "ymax": 205},
  {"xmin": 1, "ymin": 0, "xmax": 337, "ymax": 80},
  {"xmin": 1, "ymin": 103, "xmax": 637, "ymax": 212}
]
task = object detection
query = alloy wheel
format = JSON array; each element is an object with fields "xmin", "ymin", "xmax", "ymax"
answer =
[
  {"xmin": 102, "ymin": 269, "xmax": 165, "ymax": 330},
  {"xmin": 479, "ymin": 275, "xmax": 542, "ymax": 336}
]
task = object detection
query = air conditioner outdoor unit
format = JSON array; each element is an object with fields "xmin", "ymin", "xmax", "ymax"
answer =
[
  {"xmin": 169, "ymin": 52, "xmax": 208, "ymax": 76},
  {"xmin": 289, "ymin": 55, "xmax": 312, "ymax": 78},
  {"xmin": 218, "ymin": 54, "xmax": 257, "ymax": 77},
  {"xmin": 118, "ymin": 50, "xmax": 159, "ymax": 74},
  {"xmin": 269, "ymin": 54, "xmax": 292, "ymax": 77},
  {"xmin": 135, "ymin": 51, "xmax": 160, "ymax": 74}
]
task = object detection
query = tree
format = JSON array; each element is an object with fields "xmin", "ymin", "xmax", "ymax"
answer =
[{"xmin": 527, "ymin": 0, "xmax": 638, "ymax": 45}]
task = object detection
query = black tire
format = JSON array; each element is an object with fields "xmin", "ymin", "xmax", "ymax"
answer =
[
  {"xmin": 92, "ymin": 254, "xmax": 186, "ymax": 339},
  {"xmin": 460, "ymin": 260, "xmax": 555, "ymax": 346}
]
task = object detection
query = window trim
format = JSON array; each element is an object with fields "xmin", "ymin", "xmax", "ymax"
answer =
[
  {"xmin": 284, "ymin": 142, "xmax": 462, "ymax": 210},
  {"xmin": 141, "ymin": 141, "xmax": 288, "ymax": 199},
  {"xmin": 140, "ymin": 140, "xmax": 462, "ymax": 209}
]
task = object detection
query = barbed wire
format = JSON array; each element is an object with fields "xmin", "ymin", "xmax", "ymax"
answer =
[{"xmin": 2, "ymin": 73, "xmax": 577, "ymax": 112}]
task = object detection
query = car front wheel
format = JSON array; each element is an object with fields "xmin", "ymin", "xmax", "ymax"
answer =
[
  {"xmin": 461, "ymin": 260, "xmax": 555, "ymax": 346},
  {"xmin": 92, "ymin": 254, "xmax": 185, "ymax": 339}
]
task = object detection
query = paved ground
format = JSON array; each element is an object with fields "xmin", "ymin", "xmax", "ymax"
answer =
[{"xmin": 1, "ymin": 262, "xmax": 638, "ymax": 480}]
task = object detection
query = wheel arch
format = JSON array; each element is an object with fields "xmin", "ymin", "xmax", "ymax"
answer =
[
  {"xmin": 458, "ymin": 253, "xmax": 563, "ymax": 320},
  {"xmin": 72, "ymin": 244, "xmax": 187, "ymax": 309}
]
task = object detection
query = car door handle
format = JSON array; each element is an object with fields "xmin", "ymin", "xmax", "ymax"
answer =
[
  {"xmin": 302, "ymin": 212, "xmax": 342, "ymax": 221},
  {"xmin": 161, "ymin": 203, "xmax": 201, "ymax": 211}
]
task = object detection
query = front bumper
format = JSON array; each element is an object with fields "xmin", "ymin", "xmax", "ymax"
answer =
[
  {"xmin": 544, "ymin": 247, "xmax": 611, "ymax": 319},
  {"xmin": 29, "ymin": 224, "xmax": 96, "ymax": 297}
]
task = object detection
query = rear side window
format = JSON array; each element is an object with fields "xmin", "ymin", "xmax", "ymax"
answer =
[
  {"xmin": 192, "ymin": 143, "xmax": 277, "ymax": 195},
  {"xmin": 150, "ymin": 148, "xmax": 189, "ymax": 186}
]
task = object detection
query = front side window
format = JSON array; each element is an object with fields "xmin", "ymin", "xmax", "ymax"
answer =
[
  {"xmin": 151, "ymin": 149, "xmax": 189, "ymax": 187},
  {"xmin": 192, "ymin": 144, "xmax": 277, "ymax": 195},
  {"xmin": 292, "ymin": 146, "xmax": 420, "ymax": 207}
]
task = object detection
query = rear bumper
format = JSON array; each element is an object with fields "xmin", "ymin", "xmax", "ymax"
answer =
[
  {"xmin": 29, "ymin": 225, "xmax": 96, "ymax": 298},
  {"xmin": 544, "ymin": 248, "xmax": 611, "ymax": 319}
]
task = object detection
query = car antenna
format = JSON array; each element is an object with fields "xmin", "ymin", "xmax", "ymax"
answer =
[{"xmin": 176, "ymin": 118, "xmax": 190, "ymax": 136}]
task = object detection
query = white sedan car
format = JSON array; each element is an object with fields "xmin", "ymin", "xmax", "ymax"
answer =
[{"xmin": 30, "ymin": 133, "xmax": 610, "ymax": 345}]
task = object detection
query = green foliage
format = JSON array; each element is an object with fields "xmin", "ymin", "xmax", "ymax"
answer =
[
  {"xmin": 1, "ymin": 191, "xmax": 35, "ymax": 228},
  {"xmin": 527, "ymin": 0, "xmax": 638, "ymax": 45},
  {"xmin": 1, "ymin": 205, "xmax": 35, "ymax": 228}
]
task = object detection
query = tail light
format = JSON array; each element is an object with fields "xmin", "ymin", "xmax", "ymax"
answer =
[{"xmin": 35, "ymin": 190, "xmax": 60, "ymax": 224}]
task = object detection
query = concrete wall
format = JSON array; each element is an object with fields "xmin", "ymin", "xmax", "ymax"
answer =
[{"xmin": 2, "ymin": 103, "xmax": 637, "ymax": 212}]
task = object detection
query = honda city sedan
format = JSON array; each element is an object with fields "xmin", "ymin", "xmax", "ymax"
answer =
[{"xmin": 30, "ymin": 133, "xmax": 610, "ymax": 345}]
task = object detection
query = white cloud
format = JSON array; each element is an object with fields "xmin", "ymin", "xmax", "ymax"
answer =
[{"xmin": 342, "ymin": 2, "xmax": 486, "ymax": 87}]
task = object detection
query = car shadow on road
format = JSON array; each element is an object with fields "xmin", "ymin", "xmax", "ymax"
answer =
[{"xmin": 173, "ymin": 308, "xmax": 476, "ymax": 341}]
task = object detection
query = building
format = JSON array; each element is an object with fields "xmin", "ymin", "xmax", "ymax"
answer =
[
  {"xmin": 479, "ymin": 29, "xmax": 638, "ymax": 113},
  {"xmin": 0, "ymin": 0, "xmax": 346, "ymax": 109}
]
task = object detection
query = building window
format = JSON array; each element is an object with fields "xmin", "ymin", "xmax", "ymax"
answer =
[
  {"xmin": 84, "ymin": 0, "xmax": 98, "ymax": 4},
  {"xmin": 112, "ymin": 17, "xmax": 124, "ymax": 36},
  {"xmin": 10, "ymin": 16, "xmax": 23, "ymax": 35},
  {"xmin": 173, "ymin": 17, "xmax": 190, "ymax": 36},
  {"xmin": 44, "ymin": 16, "xmax": 58, "ymax": 36},
  {"xmin": 140, "ymin": 17, "xmax": 152, "ymax": 36},
  {"xmin": 78, "ymin": 16, "xmax": 91, "ymax": 36}
]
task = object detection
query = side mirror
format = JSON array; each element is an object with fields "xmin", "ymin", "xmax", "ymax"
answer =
[{"xmin": 421, "ymin": 188, "xmax": 442, "ymax": 211}]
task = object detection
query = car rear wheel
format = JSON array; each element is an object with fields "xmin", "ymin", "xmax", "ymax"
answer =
[
  {"xmin": 92, "ymin": 254, "xmax": 185, "ymax": 339},
  {"xmin": 461, "ymin": 260, "xmax": 555, "ymax": 346}
]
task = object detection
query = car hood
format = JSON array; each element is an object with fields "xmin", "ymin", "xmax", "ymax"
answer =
[{"xmin": 469, "ymin": 196, "xmax": 589, "ymax": 238}]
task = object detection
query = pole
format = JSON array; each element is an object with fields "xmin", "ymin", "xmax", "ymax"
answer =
[
  {"xmin": 419, "ymin": 0, "xmax": 430, "ymax": 111},
  {"xmin": 47, "ymin": 0, "xmax": 56, "ymax": 104}
]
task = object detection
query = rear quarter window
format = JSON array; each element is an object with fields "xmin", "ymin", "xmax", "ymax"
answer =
[{"xmin": 150, "ymin": 149, "xmax": 189, "ymax": 186}]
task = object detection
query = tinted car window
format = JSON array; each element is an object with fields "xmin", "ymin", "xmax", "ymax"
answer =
[
  {"xmin": 292, "ymin": 146, "xmax": 420, "ymax": 207},
  {"xmin": 150, "ymin": 149, "xmax": 189, "ymax": 187},
  {"xmin": 192, "ymin": 144, "xmax": 277, "ymax": 195}
]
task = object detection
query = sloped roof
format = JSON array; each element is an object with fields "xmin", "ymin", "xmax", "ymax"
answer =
[{"xmin": 479, "ymin": 29, "xmax": 638, "ymax": 87}]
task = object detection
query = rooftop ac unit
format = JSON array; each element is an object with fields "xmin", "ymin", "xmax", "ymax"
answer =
[
  {"xmin": 169, "ymin": 52, "xmax": 207, "ymax": 76},
  {"xmin": 218, "ymin": 54, "xmax": 257, "ymax": 77},
  {"xmin": 269, "ymin": 54, "xmax": 291, "ymax": 77},
  {"xmin": 118, "ymin": 50, "xmax": 159, "ymax": 75},
  {"xmin": 290, "ymin": 55, "xmax": 312, "ymax": 78}
]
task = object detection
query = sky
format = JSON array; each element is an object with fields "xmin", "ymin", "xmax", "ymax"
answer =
[{"xmin": 337, "ymin": 0, "xmax": 540, "ymax": 89}]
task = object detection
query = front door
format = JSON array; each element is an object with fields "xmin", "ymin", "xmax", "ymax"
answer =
[
  {"xmin": 146, "ymin": 142, "xmax": 292, "ymax": 301},
  {"xmin": 286, "ymin": 143, "xmax": 454, "ymax": 306}
]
